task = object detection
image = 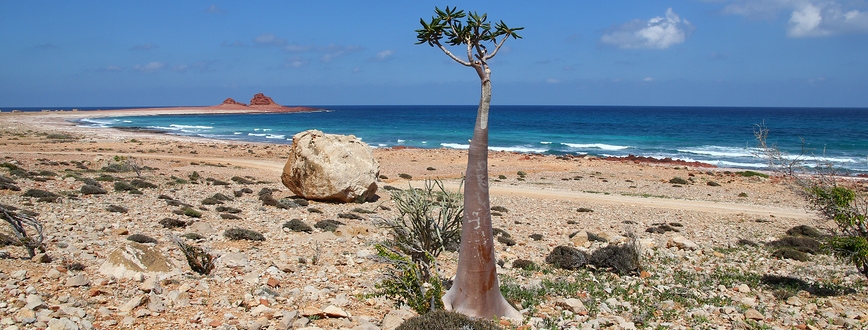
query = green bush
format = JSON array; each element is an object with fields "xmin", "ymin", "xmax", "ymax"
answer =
[
  {"xmin": 737, "ymin": 170, "xmax": 770, "ymax": 178},
  {"xmin": 373, "ymin": 244, "xmax": 444, "ymax": 314},
  {"xmin": 756, "ymin": 124, "xmax": 868, "ymax": 279},
  {"xmin": 396, "ymin": 309, "xmax": 502, "ymax": 330},
  {"xmin": 223, "ymin": 228, "xmax": 265, "ymax": 241},
  {"xmin": 283, "ymin": 219, "xmax": 313, "ymax": 233},
  {"xmin": 669, "ymin": 177, "xmax": 689, "ymax": 185},
  {"xmin": 377, "ymin": 179, "xmax": 462, "ymax": 261}
]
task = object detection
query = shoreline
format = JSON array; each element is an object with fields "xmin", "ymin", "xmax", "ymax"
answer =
[{"xmin": 2, "ymin": 107, "xmax": 867, "ymax": 328}]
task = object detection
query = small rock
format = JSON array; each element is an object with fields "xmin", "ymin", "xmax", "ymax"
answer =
[
  {"xmin": 381, "ymin": 310, "xmax": 413, "ymax": 330},
  {"xmin": 323, "ymin": 305, "xmax": 349, "ymax": 318},
  {"xmin": 119, "ymin": 295, "xmax": 147, "ymax": 312},
  {"xmin": 65, "ymin": 274, "xmax": 89, "ymax": 287},
  {"xmin": 786, "ymin": 296, "xmax": 804, "ymax": 306},
  {"xmin": 666, "ymin": 235, "xmax": 699, "ymax": 250},
  {"xmin": 744, "ymin": 309, "xmax": 765, "ymax": 320},
  {"xmin": 737, "ymin": 284, "xmax": 751, "ymax": 293},
  {"xmin": 31, "ymin": 253, "xmax": 51, "ymax": 263},
  {"xmin": 555, "ymin": 298, "xmax": 587, "ymax": 314},
  {"xmin": 266, "ymin": 277, "xmax": 280, "ymax": 288}
]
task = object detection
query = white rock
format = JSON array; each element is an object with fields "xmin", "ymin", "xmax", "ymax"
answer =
[
  {"xmin": 65, "ymin": 275, "xmax": 89, "ymax": 287},
  {"xmin": 381, "ymin": 310, "xmax": 414, "ymax": 330},
  {"xmin": 281, "ymin": 130, "xmax": 379, "ymax": 203},
  {"xmin": 666, "ymin": 235, "xmax": 699, "ymax": 250},
  {"xmin": 119, "ymin": 295, "xmax": 147, "ymax": 313},
  {"xmin": 555, "ymin": 298, "xmax": 587, "ymax": 314},
  {"xmin": 219, "ymin": 252, "xmax": 248, "ymax": 268}
]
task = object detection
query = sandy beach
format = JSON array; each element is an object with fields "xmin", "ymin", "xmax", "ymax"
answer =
[{"xmin": 1, "ymin": 108, "xmax": 866, "ymax": 329}]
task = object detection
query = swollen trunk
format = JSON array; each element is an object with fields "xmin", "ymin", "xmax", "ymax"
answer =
[{"xmin": 441, "ymin": 78, "xmax": 521, "ymax": 320}]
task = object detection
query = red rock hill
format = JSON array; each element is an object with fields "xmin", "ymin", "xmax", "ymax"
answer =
[
  {"xmin": 221, "ymin": 98, "xmax": 247, "ymax": 106},
  {"xmin": 249, "ymin": 93, "xmax": 278, "ymax": 106}
]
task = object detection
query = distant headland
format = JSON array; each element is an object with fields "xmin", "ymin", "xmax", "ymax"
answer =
[{"xmin": 208, "ymin": 93, "xmax": 317, "ymax": 113}]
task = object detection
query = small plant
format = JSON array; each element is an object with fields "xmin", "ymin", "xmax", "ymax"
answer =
[
  {"xmin": 181, "ymin": 232, "xmax": 205, "ymax": 240},
  {"xmin": 283, "ymin": 219, "xmax": 313, "ymax": 233},
  {"xmin": 398, "ymin": 173, "xmax": 413, "ymax": 180},
  {"xmin": 224, "ymin": 227, "xmax": 265, "ymax": 241},
  {"xmin": 736, "ymin": 170, "xmax": 770, "ymax": 179},
  {"xmin": 377, "ymin": 179, "xmax": 462, "ymax": 262},
  {"xmin": 181, "ymin": 207, "xmax": 202, "ymax": 218},
  {"xmin": 669, "ymin": 177, "xmax": 689, "ymax": 185},
  {"xmin": 756, "ymin": 123, "xmax": 868, "ymax": 279},
  {"xmin": 127, "ymin": 234, "xmax": 157, "ymax": 244},
  {"xmin": 314, "ymin": 219, "xmax": 344, "ymax": 232},
  {"xmin": 373, "ymin": 244, "xmax": 444, "ymax": 314},
  {"xmin": 395, "ymin": 309, "xmax": 502, "ymax": 330},
  {"xmin": 159, "ymin": 218, "xmax": 188, "ymax": 229},
  {"xmin": 173, "ymin": 236, "xmax": 215, "ymax": 275},
  {"xmin": 511, "ymin": 259, "xmax": 537, "ymax": 271},
  {"xmin": 0, "ymin": 204, "xmax": 45, "ymax": 258},
  {"xmin": 106, "ymin": 204, "xmax": 128, "ymax": 213},
  {"xmin": 545, "ymin": 245, "xmax": 589, "ymax": 270}
]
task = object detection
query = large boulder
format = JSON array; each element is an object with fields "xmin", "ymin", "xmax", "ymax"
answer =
[{"xmin": 281, "ymin": 130, "xmax": 379, "ymax": 203}]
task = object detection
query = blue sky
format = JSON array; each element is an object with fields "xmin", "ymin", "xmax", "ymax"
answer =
[{"xmin": 2, "ymin": 1, "xmax": 867, "ymax": 107}]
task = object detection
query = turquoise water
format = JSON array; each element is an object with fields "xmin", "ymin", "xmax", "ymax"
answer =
[{"xmin": 71, "ymin": 105, "xmax": 868, "ymax": 173}]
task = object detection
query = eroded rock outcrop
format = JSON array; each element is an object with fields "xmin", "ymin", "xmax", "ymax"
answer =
[
  {"xmin": 249, "ymin": 93, "xmax": 278, "ymax": 106},
  {"xmin": 281, "ymin": 130, "xmax": 379, "ymax": 203},
  {"xmin": 221, "ymin": 98, "xmax": 247, "ymax": 106},
  {"xmin": 98, "ymin": 242, "xmax": 180, "ymax": 280}
]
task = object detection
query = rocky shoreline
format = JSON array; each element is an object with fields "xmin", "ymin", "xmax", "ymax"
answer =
[{"xmin": 1, "ymin": 110, "xmax": 867, "ymax": 329}]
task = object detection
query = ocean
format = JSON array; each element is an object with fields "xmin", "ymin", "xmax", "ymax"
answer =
[{"xmin": 56, "ymin": 105, "xmax": 868, "ymax": 174}]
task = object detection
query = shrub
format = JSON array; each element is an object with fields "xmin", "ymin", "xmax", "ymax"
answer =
[
  {"xmin": 373, "ymin": 244, "xmax": 444, "ymax": 314},
  {"xmin": 201, "ymin": 197, "xmax": 224, "ymax": 205},
  {"xmin": 223, "ymin": 228, "xmax": 265, "ymax": 241},
  {"xmin": 529, "ymin": 233, "xmax": 544, "ymax": 241},
  {"xmin": 396, "ymin": 309, "xmax": 502, "ymax": 330},
  {"xmin": 490, "ymin": 205, "xmax": 509, "ymax": 213},
  {"xmin": 398, "ymin": 173, "xmax": 413, "ymax": 180},
  {"xmin": 113, "ymin": 181, "xmax": 142, "ymax": 194},
  {"xmin": 589, "ymin": 239, "xmax": 642, "ymax": 275},
  {"xmin": 766, "ymin": 236, "xmax": 821, "ymax": 254},
  {"xmin": 314, "ymin": 219, "xmax": 344, "ymax": 232},
  {"xmin": 22, "ymin": 189, "xmax": 58, "ymax": 199},
  {"xmin": 283, "ymin": 219, "xmax": 313, "ymax": 233},
  {"xmin": 707, "ymin": 181, "xmax": 721, "ymax": 187},
  {"xmin": 786, "ymin": 225, "xmax": 824, "ymax": 238},
  {"xmin": 127, "ymin": 234, "xmax": 157, "ymax": 244},
  {"xmin": 158, "ymin": 218, "xmax": 188, "ymax": 229},
  {"xmin": 511, "ymin": 259, "xmax": 536, "ymax": 271},
  {"xmin": 220, "ymin": 214, "xmax": 241, "ymax": 220},
  {"xmin": 577, "ymin": 207, "xmax": 594, "ymax": 213},
  {"xmin": 80, "ymin": 185, "xmax": 106, "ymax": 195},
  {"xmin": 180, "ymin": 233, "xmax": 204, "ymax": 240},
  {"xmin": 497, "ymin": 235, "xmax": 516, "ymax": 246},
  {"xmin": 338, "ymin": 212, "xmax": 363, "ymax": 220},
  {"xmin": 180, "ymin": 207, "xmax": 201, "ymax": 218},
  {"xmin": 173, "ymin": 236, "xmax": 215, "ymax": 275},
  {"xmin": 130, "ymin": 179, "xmax": 157, "ymax": 189},
  {"xmin": 737, "ymin": 170, "xmax": 770, "ymax": 179},
  {"xmin": 231, "ymin": 176, "xmax": 255, "ymax": 184},
  {"xmin": 215, "ymin": 206, "xmax": 241, "ymax": 214},
  {"xmin": 772, "ymin": 248, "xmax": 811, "ymax": 261},
  {"xmin": 0, "ymin": 204, "xmax": 45, "ymax": 258},
  {"xmin": 756, "ymin": 123, "xmax": 868, "ymax": 279},
  {"xmin": 106, "ymin": 205, "xmax": 128, "ymax": 213},
  {"xmin": 545, "ymin": 245, "xmax": 589, "ymax": 270},
  {"xmin": 669, "ymin": 177, "xmax": 689, "ymax": 185},
  {"xmin": 377, "ymin": 179, "xmax": 462, "ymax": 262}
]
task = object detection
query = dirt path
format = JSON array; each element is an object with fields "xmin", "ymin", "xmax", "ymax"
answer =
[{"xmin": 6, "ymin": 149, "xmax": 812, "ymax": 220}]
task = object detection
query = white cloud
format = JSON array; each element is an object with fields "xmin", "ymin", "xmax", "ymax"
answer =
[
  {"xmin": 601, "ymin": 8, "xmax": 693, "ymax": 49},
  {"xmin": 284, "ymin": 57, "xmax": 309, "ymax": 68},
  {"xmin": 133, "ymin": 62, "xmax": 165, "ymax": 73},
  {"xmin": 375, "ymin": 50, "xmax": 394, "ymax": 60},
  {"xmin": 643, "ymin": 77, "xmax": 655, "ymax": 82},
  {"xmin": 253, "ymin": 33, "xmax": 287, "ymax": 46},
  {"xmin": 719, "ymin": 0, "xmax": 868, "ymax": 37},
  {"xmin": 546, "ymin": 78, "xmax": 561, "ymax": 84}
]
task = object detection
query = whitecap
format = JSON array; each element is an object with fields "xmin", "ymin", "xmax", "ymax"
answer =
[
  {"xmin": 265, "ymin": 134, "xmax": 285, "ymax": 139},
  {"xmin": 441, "ymin": 143, "xmax": 469, "ymax": 150},
  {"xmin": 562, "ymin": 143, "xmax": 631, "ymax": 151}
]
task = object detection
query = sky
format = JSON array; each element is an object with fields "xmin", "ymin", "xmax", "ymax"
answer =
[{"xmin": 1, "ymin": 1, "xmax": 867, "ymax": 108}]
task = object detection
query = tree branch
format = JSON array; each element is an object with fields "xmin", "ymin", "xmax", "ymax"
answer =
[
  {"xmin": 484, "ymin": 35, "xmax": 510, "ymax": 61},
  {"xmin": 435, "ymin": 42, "xmax": 471, "ymax": 66}
]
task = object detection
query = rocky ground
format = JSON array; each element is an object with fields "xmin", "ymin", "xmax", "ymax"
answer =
[{"xmin": 0, "ymin": 111, "xmax": 867, "ymax": 329}]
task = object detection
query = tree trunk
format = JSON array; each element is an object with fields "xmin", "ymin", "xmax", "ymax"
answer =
[{"xmin": 441, "ymin": 72, "xmax": 521, "ymax": 320}]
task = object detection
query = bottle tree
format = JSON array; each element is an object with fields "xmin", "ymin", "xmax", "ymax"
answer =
[{"xmin": 415, "ymin": 6, "xmax": 523, "ymax": 320}]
